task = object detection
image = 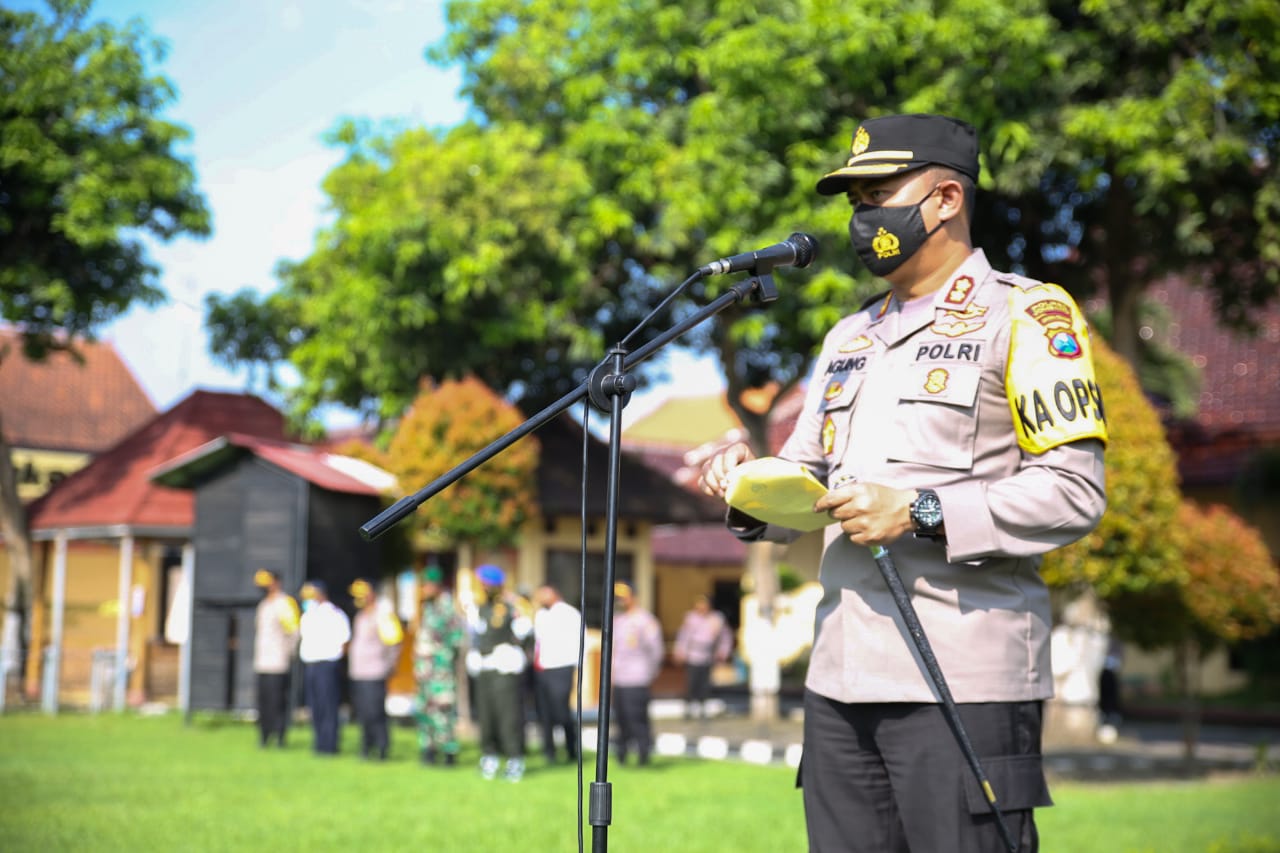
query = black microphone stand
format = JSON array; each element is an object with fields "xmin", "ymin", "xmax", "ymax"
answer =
[{"xmin": 360, "ymin": 268, "xmax": 780, "ymax": 853}]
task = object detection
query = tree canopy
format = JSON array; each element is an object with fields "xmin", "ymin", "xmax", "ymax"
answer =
[
  {"xmin": 0, "ymin": 0, "xmax": 210, "ymax": 662},
  {"xmin": 1, "ymin": 0, "xmax": 210, "ymax": 355},
  {"xmin": 208, "ymin": 0, "xmax": 1278, "ymax": 450}
]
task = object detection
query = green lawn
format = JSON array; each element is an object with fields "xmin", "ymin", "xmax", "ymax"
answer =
[{"xmin": 0, "ymin": 713, "xmax": 1277, "ymax": 852}]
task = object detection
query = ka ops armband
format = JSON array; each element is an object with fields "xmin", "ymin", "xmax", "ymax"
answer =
[{"xmin": 1005, "ymin": 283, "xmax": 1108, "ymax": 454}]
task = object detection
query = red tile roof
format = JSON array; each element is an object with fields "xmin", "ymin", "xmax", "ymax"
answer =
[
  {"xmin": 151, "ymin": 433, "xmax": 394, "ymax": 497},
  {"xmin": 0, "ymin": 327, "xmax": 156, "ymax": 453},
  {"xmin": 1150, "ymin": 275, "xmax": 1280, "ymax": 438},
  {"xmin": 27, "ymin": 390, "xmax": 287, "ymax": 532}
]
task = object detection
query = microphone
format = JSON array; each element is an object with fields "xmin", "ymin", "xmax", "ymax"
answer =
[{"xmin": 698, "ymin": 232, "xmax": 819, "ymax": 276}]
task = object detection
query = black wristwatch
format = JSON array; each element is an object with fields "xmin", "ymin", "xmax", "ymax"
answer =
[{"xmin": 909, "ymin": 489, "xmax": 944, "ymax": 538}]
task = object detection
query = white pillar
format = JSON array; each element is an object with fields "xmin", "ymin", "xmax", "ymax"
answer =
[
  {"xmin": 177, "ymin": 542, "xmax": 195, "ymax": 716},
  {"xmin": 114, "ymin": 535, "xmax": 134, "ymax": 711},
  {"xmin": 43, "ymin": 532, "xmax": 68, "ymax": 715}
]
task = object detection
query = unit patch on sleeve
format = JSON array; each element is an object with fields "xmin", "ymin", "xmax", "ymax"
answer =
[{"xmin": 1005, "ymin": 283, "xmax": 1108, "ymax": 454}]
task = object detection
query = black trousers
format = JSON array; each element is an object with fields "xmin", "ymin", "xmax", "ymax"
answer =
[
  {"xmin": 613, "ymin": 685, "xmax": 652, "ymax": 763},
  {"xmin": 256, "ymin": 672, "xmax": 289, "ymax": 746},
  {"xmin": 475, "ymin": 670, "xmax": 523, "ymax": 758},
  {"xmin": 534, "ymin": 665, "xmax": 578, "ymax": 761},
  {"xmin": 800, "ymin": 690, "xmax": 1050, "ymax": 853},
  {"xmin": 350, "ymin": 678, "xmax": 389, "ymax": 759},
  {"xmin": 685, "ymin": 663, "xmax": 713, "ymax": 705},
  {"xmin": 304, "ymin": 659, "xmax": 343, "ymax": 755}
]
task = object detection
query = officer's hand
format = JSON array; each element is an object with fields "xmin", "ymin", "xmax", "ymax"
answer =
[
  {"xmin": 814, "ymin": 481, "xmax": 915, "ymax": 546},
  {"xmin": 698, "ymin": 442, "xmax": 756, "ymax": 498}
]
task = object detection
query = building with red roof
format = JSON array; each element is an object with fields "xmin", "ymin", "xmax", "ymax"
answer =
[{"xmin": 0, "ymin": 327, "xmax": 156, "ymax": 502}]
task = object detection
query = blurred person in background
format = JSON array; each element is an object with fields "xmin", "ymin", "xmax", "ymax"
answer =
[
  {"xmin": 298, "ymin": 580, "xmax": 350, "ymax": 755},
  {"xmin": 252, "ymin": 569, "xmax": 299, "ymax": 749},
  {"xmin": 347, "ymin": 578, "xmax": 403, "ymax": 761}
]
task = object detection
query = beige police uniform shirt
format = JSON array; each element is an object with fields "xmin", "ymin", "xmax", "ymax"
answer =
[{"xmin": 753, "ymin": 249, "xmax": 1107, "ymax": 704}]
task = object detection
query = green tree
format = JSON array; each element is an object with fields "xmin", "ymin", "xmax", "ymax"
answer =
[
  {"xmin": 0, "ymin": 0, "xmax": 210, "ymax": 678},
  {"xmin": 210, "ymin": 0, "xmax": 1277, "ymax": 446}
]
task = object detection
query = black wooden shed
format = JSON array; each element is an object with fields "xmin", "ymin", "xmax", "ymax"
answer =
[{"xmin": 152, "ymin": 433, "xmax": 394, "ymax": 713}]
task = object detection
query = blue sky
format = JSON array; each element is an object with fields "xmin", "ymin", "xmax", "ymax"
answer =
[{"xmin": 18, "ymin": 0, "xmax": 723, "ymax": 428}]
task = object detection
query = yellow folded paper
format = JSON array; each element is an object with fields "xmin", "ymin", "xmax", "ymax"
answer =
[{"xmin": 724, "ymin": 456, "xmax": 831, "ymax": 532}]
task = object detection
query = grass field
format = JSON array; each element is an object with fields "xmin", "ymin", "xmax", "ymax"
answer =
[{"xmin": 1, "ymin": 713, "xmax": 1278, "ymax": 852}]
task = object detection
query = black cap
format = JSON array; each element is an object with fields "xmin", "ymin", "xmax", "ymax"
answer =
[{"xmin": 816, "ymin": 114, "xmax": 980, "ymax": 195}]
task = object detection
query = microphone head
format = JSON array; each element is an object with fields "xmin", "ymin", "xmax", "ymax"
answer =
[{"xmin": 787, "ymin": 232, "xmax": 819, "ymax": 268}]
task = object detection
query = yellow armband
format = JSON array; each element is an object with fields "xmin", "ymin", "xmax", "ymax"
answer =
[
  {"xmin": 1005, "ymin": 283, "xmax": 1108, "ymax": 454},
  {"xmin": 376, "ymin": 607, "xmax": 404, "ymax": 646},
  {"xmin": 279, "ymin": 595, "xmax": 300, "ymax": 634}
]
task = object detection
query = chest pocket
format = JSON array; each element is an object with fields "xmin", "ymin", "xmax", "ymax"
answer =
[{"xmin": 887, "ymin": 362, "xmax": 983, "ymax": 470}]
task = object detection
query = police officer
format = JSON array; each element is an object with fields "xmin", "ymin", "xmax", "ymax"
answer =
[
  {"xmin": 252, "ymin": 569, "xmax": 299, "ymax": 748},
  {"xmin": 700, "ymin": 114, "xmax": 1108, "ymax": 852},
  {"xmin": 413, "ymin": 565, "xmax": 464, "ymax": 766},
  {"xmin": 347, "ymin": 578, "xmax": 403, "ymax": 760}
]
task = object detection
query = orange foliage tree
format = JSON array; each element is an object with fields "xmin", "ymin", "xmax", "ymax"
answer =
[
  {"xmin": 384, "ymin": 376, "xmax": 539, "ymax": 549},
  {"xmin": 1041, "ymin": 337, "xmax": 1184, "ymax": 606}
]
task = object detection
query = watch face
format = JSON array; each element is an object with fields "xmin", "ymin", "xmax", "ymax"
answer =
[{"xmin": 912, "ymin": 491, "xmax": 943, "ymax": 530}]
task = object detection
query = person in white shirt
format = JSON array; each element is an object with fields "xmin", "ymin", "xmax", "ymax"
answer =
[
  {"xmin": 298, "ymin": 580, "xmax": 351, "ymax": 755},
  {"xmin": 532, "ymin": 584, "xmax": 582, "ymax": 763}
]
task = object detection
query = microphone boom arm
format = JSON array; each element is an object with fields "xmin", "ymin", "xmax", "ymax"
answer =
[{"xmin": 358, "ymin": 271, "xmax": 776, "ymax": 541}]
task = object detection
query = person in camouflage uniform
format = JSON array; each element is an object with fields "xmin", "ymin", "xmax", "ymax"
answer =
[{"xmin": 413, "ymin": 565, "xmax": 464, "ymax": 766}]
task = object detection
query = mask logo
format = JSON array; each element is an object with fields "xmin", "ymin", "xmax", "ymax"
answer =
[
  {"xmin": 924, "ymin": 368, "xmax": 950, "ymax": 394},
  {"xmin": 871, "ymin": 228, "xmax": 900, "ymax": 260},
  {"xmin": 822, "ymin": 416, "xmax": 836, "ymax": 455}
]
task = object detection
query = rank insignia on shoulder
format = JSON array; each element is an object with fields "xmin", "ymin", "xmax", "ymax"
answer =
[{"xmin": 943, "ymin": 275, "xmax": 975, "ymax": 306}]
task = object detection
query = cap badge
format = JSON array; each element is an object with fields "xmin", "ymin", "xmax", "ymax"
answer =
[
  {"xmin": 872, "ymin": 227, "xmax": 901, "ymax": 260},
  {"xmin": 850, "ymin": 126, "xmax": 871, "ymax": 157},
  {"xmin": 924, "ymin": 368, "xmax": 950, "ymax": 394}
]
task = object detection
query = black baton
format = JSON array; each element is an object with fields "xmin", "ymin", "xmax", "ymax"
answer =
[{"xmin": 869, "ymin": 543, "xmax": 1019, "ymax": 853}]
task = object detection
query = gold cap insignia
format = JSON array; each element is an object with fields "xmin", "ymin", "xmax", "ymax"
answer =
[{"xmin": 850, "ymin": 126, "xmax": 871, "ymax": 157}]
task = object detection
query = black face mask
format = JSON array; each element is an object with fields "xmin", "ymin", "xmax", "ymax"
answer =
[{"xmin": 849, "ymin": 185, "xmax": 943, "ymax": 277}]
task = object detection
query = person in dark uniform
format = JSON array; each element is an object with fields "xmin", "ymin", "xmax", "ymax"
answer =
[
  {"xmin": 701, "ymin": 114, "xmax": 1108, "ymax": 852},
  {"xmin": 467, "ymin": 564, "xmax": 532, "ymax": 781}
]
